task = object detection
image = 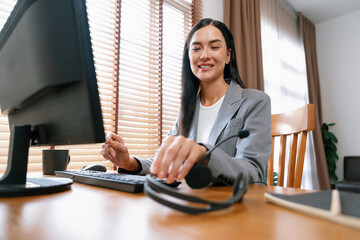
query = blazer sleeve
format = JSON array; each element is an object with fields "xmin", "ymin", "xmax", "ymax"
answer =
[{"xmin": 204, "ymin": 90, "xmax": 272, "ymax": 184}]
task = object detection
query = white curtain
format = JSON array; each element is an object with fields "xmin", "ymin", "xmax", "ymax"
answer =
[{"xmin": 260, "ymin": 0, "xmax": 319, "ymax": 189}]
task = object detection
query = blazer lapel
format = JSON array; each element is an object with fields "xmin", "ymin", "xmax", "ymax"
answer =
[{"xmin": 207, "ymin": 81, "xmax": 245, "ymax": 145}]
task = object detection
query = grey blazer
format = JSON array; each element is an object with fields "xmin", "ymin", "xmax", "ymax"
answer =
[{"xmin": 135, "ymin": 81, "xmax": 272, "ymax": 184}]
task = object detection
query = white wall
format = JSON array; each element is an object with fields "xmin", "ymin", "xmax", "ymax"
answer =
[
  {"xmin": 203, "ymin": 0, "xmax": 224, "ymax": 21},
  {"xmin": 316, "ymin": 9, "xmax": 360, "ymax": 180}
]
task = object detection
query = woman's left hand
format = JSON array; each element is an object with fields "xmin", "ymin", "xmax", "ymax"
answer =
[{"xmin": 150, "ymin": 135, "xmax": 207, "ymax": 184}]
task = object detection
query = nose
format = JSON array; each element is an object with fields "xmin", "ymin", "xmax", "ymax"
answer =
[{"xmin": 200, "ymin": 47, "xmax": 210, "ymax": 60}]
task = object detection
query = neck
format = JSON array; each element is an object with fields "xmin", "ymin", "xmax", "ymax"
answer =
[{"xmin": 200, "ymin": 80, "xmax": 229, "ymax": 106}]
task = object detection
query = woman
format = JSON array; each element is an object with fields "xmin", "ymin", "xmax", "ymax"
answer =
[{"xmin": 101, "ymin": 18, "xmax": 272, "ymax": 185}]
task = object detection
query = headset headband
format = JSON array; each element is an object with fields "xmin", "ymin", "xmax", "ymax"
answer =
[{"xmin": 144, "ymin": 173, "xmax": 248, "ymax": 214}]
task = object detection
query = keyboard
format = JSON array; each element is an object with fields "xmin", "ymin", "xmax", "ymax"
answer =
[{"xmin": 55, "ymin": 170, "xmax": 181, "ymax": 193}]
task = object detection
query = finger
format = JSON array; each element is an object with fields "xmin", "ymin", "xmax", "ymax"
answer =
[
  {"xmin": 108, "ymin": 146, "xmax": 116, "ymax": 158},
  {"xmin": 177, "ymin": 146, "xmax": 204, "ymax": 180},
  {"xmin": 166, "ymin": 139, "xmax": 193, "ymax": 183},
  {"xmin": 101, "ymin": 143, "xmax": 109, "ymax": 157},
  {"xmin": 110, "ymin": 133, "xmax": 125, "ymax": 144},
  {"xmin": 158, "ymin": 136, "xmax": 185, "ymax": 179},
  {"xmin": 101, "ymin": 143, "xmax": 107, "ymax": 152},
  {"xmin": 101, "ymin": 142, "xmax": 115, "ymax": 158},
  {"xmin": 105, "ymin": 132, "xmax": 114, "ymax": 143},
  {"xmin": 102, "ymin": 147, "xmax": 124, "ymax": 166},
  {"xmin": 106, "ymin": 132, "xmax": 124, "ymax": 144},
  {"xmin": 108, "ymin": 140, "xmax": 128, "ymax": 152},
  {"xmin": 101, "ymin": 148, "xmax": 112, "ymax": 161},
  {"xmin": 151, "ymin": 135, "xmax": 175, "ymax": 176}
]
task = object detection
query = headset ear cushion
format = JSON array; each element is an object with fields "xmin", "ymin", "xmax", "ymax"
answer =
[{"xmin": 185, "ymin": 165, "xmax": 212, "ymax": 189}]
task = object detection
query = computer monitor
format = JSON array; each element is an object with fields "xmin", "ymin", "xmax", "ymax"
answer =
[{"xmin": 0, "ymin": 0, "xmax": 105, "ymax": 196}]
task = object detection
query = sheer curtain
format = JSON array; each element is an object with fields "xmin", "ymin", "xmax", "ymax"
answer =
[
  {"xmin": 299, "ymin": 13, "xmax": 330, "ymax": 189},
  {"xmin": 260, "ymin": 0, "xmax": 319, "ymax": 189}
]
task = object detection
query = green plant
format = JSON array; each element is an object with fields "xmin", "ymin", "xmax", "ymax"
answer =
[
  {"xmin": 264, "ymin": 166, "xmax": 278, "ymax": 186},
  {"xmin": 321, "ymin": 123, "xmax": 339, "ymax": 181}
]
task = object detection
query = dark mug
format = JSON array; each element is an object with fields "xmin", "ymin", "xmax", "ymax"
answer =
[{"xmin": 42, "ymin": 149, "xmax": 70, "ymax": 175}]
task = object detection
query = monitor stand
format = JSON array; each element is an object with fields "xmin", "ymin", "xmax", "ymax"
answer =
[{"xmin": 0, "ymin": 125, "xmax": 72, "ymax": 197}]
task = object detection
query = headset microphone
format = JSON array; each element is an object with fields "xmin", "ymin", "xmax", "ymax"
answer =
[
  {"xmin": 144, "ymin": 129, "xmax": 250, "ymax": 214},
  {"xmin": 185, "ymin": 130, "xmax": 250, "ymax": 189}
]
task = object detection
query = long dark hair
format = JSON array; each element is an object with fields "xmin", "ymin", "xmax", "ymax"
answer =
[{"xmin": 180, "ymin": 18, "xmax": 245, "ymax": 136}]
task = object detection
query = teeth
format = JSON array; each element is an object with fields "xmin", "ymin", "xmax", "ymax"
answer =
[{"xmin": 199, "ymin": 65, "xmax": 212, "ymax": 68}]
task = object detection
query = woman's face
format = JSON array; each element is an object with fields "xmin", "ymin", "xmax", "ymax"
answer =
[{"xmin": 188, "ymin": 25, "xmax": 231, "ymax": 84}]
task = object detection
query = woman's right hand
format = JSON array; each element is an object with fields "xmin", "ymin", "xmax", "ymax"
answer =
[{"xmin": 100, "ymin": 133, "xmax": 140, "ymax": 171}]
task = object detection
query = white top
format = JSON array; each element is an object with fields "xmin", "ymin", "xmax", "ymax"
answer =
[{"xmin": 197, "ymin": 95, "xmax": 225, "ymax": 143}]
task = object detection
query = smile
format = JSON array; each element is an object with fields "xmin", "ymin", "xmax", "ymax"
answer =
[{"xmin": 198, "ymin": 64, "xmax": 214, "ymax": 69}]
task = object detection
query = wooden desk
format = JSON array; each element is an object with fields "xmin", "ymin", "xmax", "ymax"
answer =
[{"xmin": 0, "ymin": 180, "xmax": 359, "ymax": 240}]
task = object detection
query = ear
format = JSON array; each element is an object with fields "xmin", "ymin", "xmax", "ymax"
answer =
[{"xmin": 226, "ymin": 48, "xmax": 231, "ymax": 64}]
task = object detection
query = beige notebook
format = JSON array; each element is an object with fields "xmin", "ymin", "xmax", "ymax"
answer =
[{"xmin": 265, "ymin": 189, "xmax": 360, "ymax": 230}]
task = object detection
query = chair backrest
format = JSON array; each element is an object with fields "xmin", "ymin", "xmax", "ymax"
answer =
[
  {"xmin": 344, "ymin": 156, "xmax": 360, "ymax": 181},
  {"xmin": 267, "ymin": 104, "xmax": 315, "ymax": 188}
]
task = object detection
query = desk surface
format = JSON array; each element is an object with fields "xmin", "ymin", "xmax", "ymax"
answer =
[{"xmin": 1, "ymin": 178, "xmax": 359, "ymax": 240}]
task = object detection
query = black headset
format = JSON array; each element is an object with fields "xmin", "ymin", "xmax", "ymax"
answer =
[{"xmin": 144, "ymin": 130, "xmax": 250, "ymax": 214}]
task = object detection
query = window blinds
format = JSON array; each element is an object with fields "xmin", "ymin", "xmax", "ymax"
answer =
[
  {"xmin": 117, "ymin": 0, "xmax": 162, "ymax": 159},
  {"xmin": 0, "ymin": 0, "xmax": 202, "ymax": 174},
  {"xmin": 162, "ymin": 0, "xmax": 193, "ymax": 139}
]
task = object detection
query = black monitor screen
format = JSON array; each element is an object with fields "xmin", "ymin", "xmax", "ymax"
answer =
[{"xmin": 0, "ymin": 0, "xmax": 105, "ymax": 196}]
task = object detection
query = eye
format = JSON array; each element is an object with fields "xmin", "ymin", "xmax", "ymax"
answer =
[
  {"xmin": 191, "ymin": 47, "xmax": 201, "ymax": 51},
  {"xmin": 211, "ymin": 46, "xmax": 220, "ymax": 50}
]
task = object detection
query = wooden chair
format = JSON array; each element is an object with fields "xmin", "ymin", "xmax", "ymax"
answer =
[{"xmin": 267, "ymin": 104, "xmax": 315, "ymax": 188}]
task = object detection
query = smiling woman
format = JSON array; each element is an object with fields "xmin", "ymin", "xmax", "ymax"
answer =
[{"xmin": 101, "ymin": 18, "xmax": 272, "ymax": 188}]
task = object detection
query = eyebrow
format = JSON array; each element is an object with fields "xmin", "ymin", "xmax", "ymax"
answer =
[{"xmin": 191, "ymin": 39, "xmax": 223, "ymax": 45}]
